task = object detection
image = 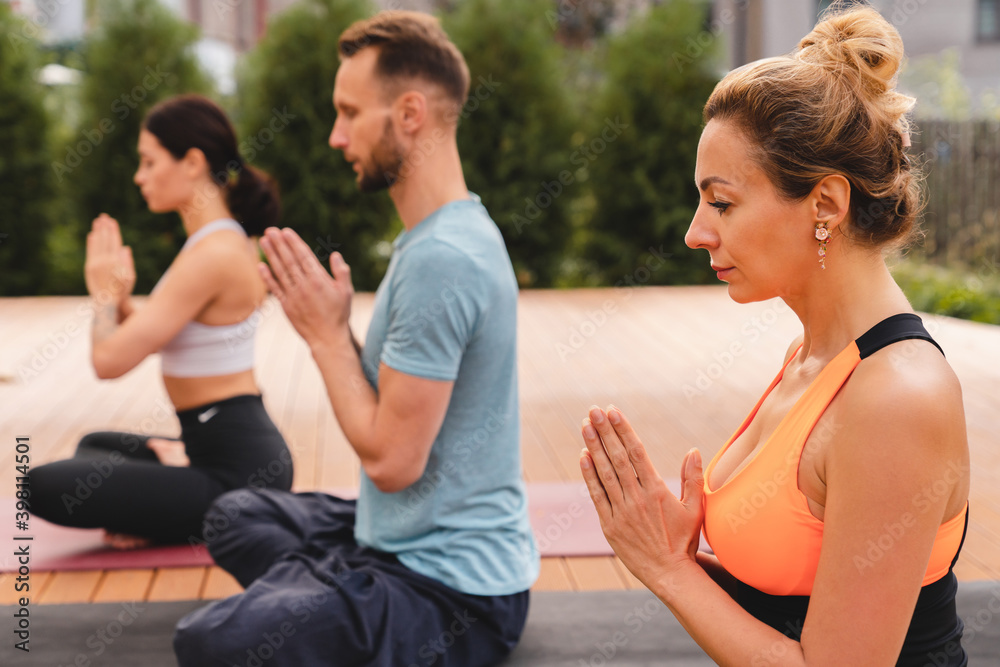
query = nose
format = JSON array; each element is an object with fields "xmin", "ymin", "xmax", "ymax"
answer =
[
  {"xmin": 684, "ymin": 205, "xmax": 720, "ymax": 251},
  {"xmin": 329, "ymin": 118, "xmax": 348, "ymax": 150}
]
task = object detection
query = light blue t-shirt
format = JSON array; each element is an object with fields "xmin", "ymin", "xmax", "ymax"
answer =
[{"xmin": 356, "ymin": 194, "xmax": 539, "ymax": 596}]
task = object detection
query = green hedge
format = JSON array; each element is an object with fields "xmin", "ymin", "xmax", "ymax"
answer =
[
  {"xmin": 235, "ymin": 0, "xmax": 396, "ymax": 292},
  {"xmin": 576, "ymin": 0, "xmax": 720, "ymax": 286},
  {"xmin": 892, "ymin": 258, "xmax": 1000, "ymax": 325},
  {"xmin": 0, "ymin": 5, "xmax": 55, "ymax": 296},
  {"xmin": 51, "ymin": 0, "xmax": 212, "ymax": 294},
  {"xmin": 444, "ymin": 0, "xmax": 578, "ymax": 287}
]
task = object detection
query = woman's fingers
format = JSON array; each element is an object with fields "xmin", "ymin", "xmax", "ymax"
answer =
[
  {"xmin": 605, "ymin": 406, "xmax": 659, "ymax": 488},
  {"xmin": 105, "ymin": 214, "xmax": 123, "ymax": 248},
  {"xmin": 582, "ymin": 410, "xmax": 625, "ymax": 507},
  {"xmin": 680, "ymin": 448, "xmax": 705, "ymax": 512},
  {"xmin": 589, "ymin": 405, "xmax": 641, "ymax": 495},
  {"xmin": 580, "ymin": 449, "xmax": 612, "ymax": 519}
]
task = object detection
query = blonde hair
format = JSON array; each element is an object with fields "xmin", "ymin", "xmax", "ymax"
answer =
[
  {"xmin": 704, "ymin": 4, "xmax": 920, "ymax": 248},
  {"xmin": 339, "ymin": 11, "xmax": 471, "ymax": 112}
]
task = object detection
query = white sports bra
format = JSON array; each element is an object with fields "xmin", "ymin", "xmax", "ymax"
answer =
[{"xmin": 155, "ymin": 218, "xmax": 259, "ymax": 378}]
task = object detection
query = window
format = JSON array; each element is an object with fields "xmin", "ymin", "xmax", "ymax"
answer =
[{"xmin": 979, "ymin": 0, "xmax": 1000, "ymax": 42}]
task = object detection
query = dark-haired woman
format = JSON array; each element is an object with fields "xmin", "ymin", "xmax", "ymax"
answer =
[
  {"xmin": 29, "ymin": 95, "xmax": 293, "ymax": 548},
  {"xmin": 579, "ymin": 6, "xmax": 969, "ymax": 667}
]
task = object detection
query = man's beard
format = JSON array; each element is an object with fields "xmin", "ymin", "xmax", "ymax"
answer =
[{"xmin": 358, "ymin": 118, "xmax": 405, "ymax": 193}]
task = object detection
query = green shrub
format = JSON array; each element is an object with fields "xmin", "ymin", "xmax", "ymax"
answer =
[
  {"xmin": 891, "ymin": 258, "xmax": 1000, "ymax": 325},
  {"xmin": 444, "ymin": 0, "xmax": 578, "ymax": 287},
  {"xmin": 0, "ymin": 5, "xmax": 56, "ymax": 295},
  {"xmin": 578, "ymin": 0, "xmax": 720, "ymax": 286},
  {"xmin": 58, "ymin": 0, "xmax": 211, "ymax": 294},
  {"xmin": 235, "ymin": 0, "xmax": 395, "ymax": 291}
]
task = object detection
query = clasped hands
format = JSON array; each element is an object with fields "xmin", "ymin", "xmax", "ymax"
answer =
[
  {"xmin": 84, "ymin": 213, "xmax": 135, "ymax": 307},
  {"xmin": 257, "ymin": 227, "xmax": 353, "ymax": 349},
  {"xmin": 580, "ymin": 405, "xmax": 705, "ymax": 589}
]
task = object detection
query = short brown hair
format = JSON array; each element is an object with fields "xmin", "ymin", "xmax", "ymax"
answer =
[
  {"xmin": 339, "ymin": 11, "xmax": 471, "ymax": 110},
  {"xmin": 704, "ymin": 5, "xmax": 920, "ymax": 249}
]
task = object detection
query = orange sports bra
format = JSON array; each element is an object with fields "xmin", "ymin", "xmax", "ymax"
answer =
[{"xmin": 702, "ymin": 313, "xmax": 968, "ymax": 597}]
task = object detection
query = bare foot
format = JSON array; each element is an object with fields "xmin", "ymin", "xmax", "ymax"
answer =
[
  {"xmin": 147, "ymin": 438, "xmax": 190, "ymax": 467},
  {"xmin": 103, "ymin": 531, "xmax": 153, "ymax": 550}
]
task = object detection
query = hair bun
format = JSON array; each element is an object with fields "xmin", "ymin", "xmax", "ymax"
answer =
[{"xmin": 796, "ymin": 7, "xmax": 904, "ymax": 96}]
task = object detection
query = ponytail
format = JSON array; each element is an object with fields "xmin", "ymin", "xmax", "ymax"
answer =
[{"xmin": 226, "ymin": 163, "xmax": 280, "ymax": 237}]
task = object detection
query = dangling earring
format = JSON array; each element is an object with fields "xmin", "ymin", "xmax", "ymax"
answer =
[{"xmin": 815, "ymin": 222, "xmax": 830, "ymax": 269}]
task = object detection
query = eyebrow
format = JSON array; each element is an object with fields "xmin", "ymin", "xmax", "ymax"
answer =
[{"xmin": 698, "ymin": 176, "xmax": 733, "ymax": 191}]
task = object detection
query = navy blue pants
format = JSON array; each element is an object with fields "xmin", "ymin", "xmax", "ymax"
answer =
[{"xmin": 174, "ymin": 489, "xmax": 530, "ymax": 667}]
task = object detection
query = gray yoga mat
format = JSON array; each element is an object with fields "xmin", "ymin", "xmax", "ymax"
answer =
[{"xmin": 2, "ymin": 585, "xmax": 998, "ymax": 665}]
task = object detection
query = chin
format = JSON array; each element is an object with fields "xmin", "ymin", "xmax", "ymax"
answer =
[
  {"xmin": 726, "ymin": 283, "xmax": 770, "ymax": 305},
  {"xmin": 144, "ymin": 199, "xmax": 169, "ymax": 214}
]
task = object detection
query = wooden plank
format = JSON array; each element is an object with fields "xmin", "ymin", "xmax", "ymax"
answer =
[
  {"xmin": 565, "ymin": 557, "xmax": 628, "ymax": 592},
  {"xmin": 0, "ymin": 571, "xmax": 50, "ymax": 605},
  {"xmin": 147, "ymin": 567, "xmax": 208, "ymax": 602},
  {"xmin": 38, "ymin": 570, "xmax": 103, "ymax": 604},
  {"xmin": 613, "ymin": 557, "xmax": 648, "ymax": 591},
  {"xmin": 202, "ymin": 566, "xmax": 244, "ymax": 600},
  {"xmin": 532, "ymin": 558, "xmax": 574, "ymax": 591},
  {"xmin": 92, "ymin": 569, "xmax": 154, "ymax": 603}
]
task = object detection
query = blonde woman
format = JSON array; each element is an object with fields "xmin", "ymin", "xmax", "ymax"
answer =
[{"xmin": 581, "ymin": 7, "xmax": 969, "ymax": 666}]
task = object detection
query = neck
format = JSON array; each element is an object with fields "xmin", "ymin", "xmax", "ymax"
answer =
[
  {"xmin": 178, "ymin": 185, "xmax": 233, "ymax": 238},
  {"xmin": 389, "ymin": 133, "xmax": 469, "ymax": 230},
  {"xmin": 782, "ymin": 247, "xmax": 912, "ymax": 364}
]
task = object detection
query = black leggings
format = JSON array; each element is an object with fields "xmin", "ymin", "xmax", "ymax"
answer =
[{"xmin": 28, "ymin": 394, "xmax": 293, "ymax": 545}]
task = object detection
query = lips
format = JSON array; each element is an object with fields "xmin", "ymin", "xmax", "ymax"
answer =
[{"xmin": 711, "ymin": 264, "xmax": 735, "ymax": 280}]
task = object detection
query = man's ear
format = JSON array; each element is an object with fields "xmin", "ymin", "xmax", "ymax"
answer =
[
  {"xmin": 811, "ymin": 174, "xmax": 851, "ymax": 232},
  {"xmin": 394, "ymin": 90, "xmax": 427, "ymax": 135}
]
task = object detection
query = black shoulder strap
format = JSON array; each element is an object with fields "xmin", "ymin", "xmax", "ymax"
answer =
[
  {"xmin": 949, "ymin": 505, "xmax": 969, "ymax": 572},
  {"xmin": 855, "ymin": 313, "xmax": 945, "ymax": 359}
]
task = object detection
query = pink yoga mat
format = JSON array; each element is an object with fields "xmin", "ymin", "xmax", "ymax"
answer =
[{"xmin": 0, "ymin": 481, "xmax": 704, "ymax": 572}]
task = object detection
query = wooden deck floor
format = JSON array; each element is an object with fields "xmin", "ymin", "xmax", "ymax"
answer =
[{"xmin": 2, "ymin": 286, "xmax": 999, "ymax": 605}]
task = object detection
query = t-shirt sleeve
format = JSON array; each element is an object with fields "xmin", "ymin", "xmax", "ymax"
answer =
[{"xmin": 380, "ymin": 241, "xmax": 482, "ymax": 382}]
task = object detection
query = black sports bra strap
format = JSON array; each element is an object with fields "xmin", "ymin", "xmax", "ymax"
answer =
[
  {"xmin": 855, "ymin": 313, "xmax": 945, "ymax": 359},
  {"xmin": 949, "ymin": 506, "xmax": 969, "ymax": 572}
]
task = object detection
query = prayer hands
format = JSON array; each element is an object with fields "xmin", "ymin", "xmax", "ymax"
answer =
[
  {"xmin": 580, "ymin": 405, "xmax": 705, "ymax": 588},
  {"xmin": 84, "ymin": 214, "xmax": 135, "ymax": 307},
  {"xmin": 258, "ymin": 227, "xmax": 353, "ymax": 349}
]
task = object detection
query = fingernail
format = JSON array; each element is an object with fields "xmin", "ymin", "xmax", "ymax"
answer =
[
  {"xmin": 582, "ymin": 422, "xmax": 596, "ymax": 439},
  {"xmin": 608, "ymin": 409, "xmax": 620, "ymax": 425},
  {"xmin": 589, "ymin": 407, "xmax": 603, "ymax": 424},
  {"xmin": 580, "ymin": 453, "xmax": 591, "ymax": 470}
]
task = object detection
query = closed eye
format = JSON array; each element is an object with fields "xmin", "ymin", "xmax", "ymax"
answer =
[{"xmin": 708, "ymin": 201, "xmax": 730, "ymax": 216}]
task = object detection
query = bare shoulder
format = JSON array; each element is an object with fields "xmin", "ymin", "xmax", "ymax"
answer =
[
  {"xmin": 186, "ymin": 229, "xmax": 254, "ymax": 263},
  {"xmin": 838, "ymin": 339, "xmax": 966, "ymax": 463},
  {"xmin": 171, "ymin": 230, "xmax": 255, "ymax": 281}
]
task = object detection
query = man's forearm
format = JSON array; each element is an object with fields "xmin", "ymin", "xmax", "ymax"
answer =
[{"xmin": 310, "ymin": 328, "xmax": 381, "ymax": 462}]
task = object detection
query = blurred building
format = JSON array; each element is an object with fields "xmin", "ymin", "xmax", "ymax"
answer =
[
  {"xmin": 713, "ymin": 0, "xmax": 1000, "ymax": 112},
  {"xmin": 6, "ymin": 0, "xmax": 997, "ymax": 110}
]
